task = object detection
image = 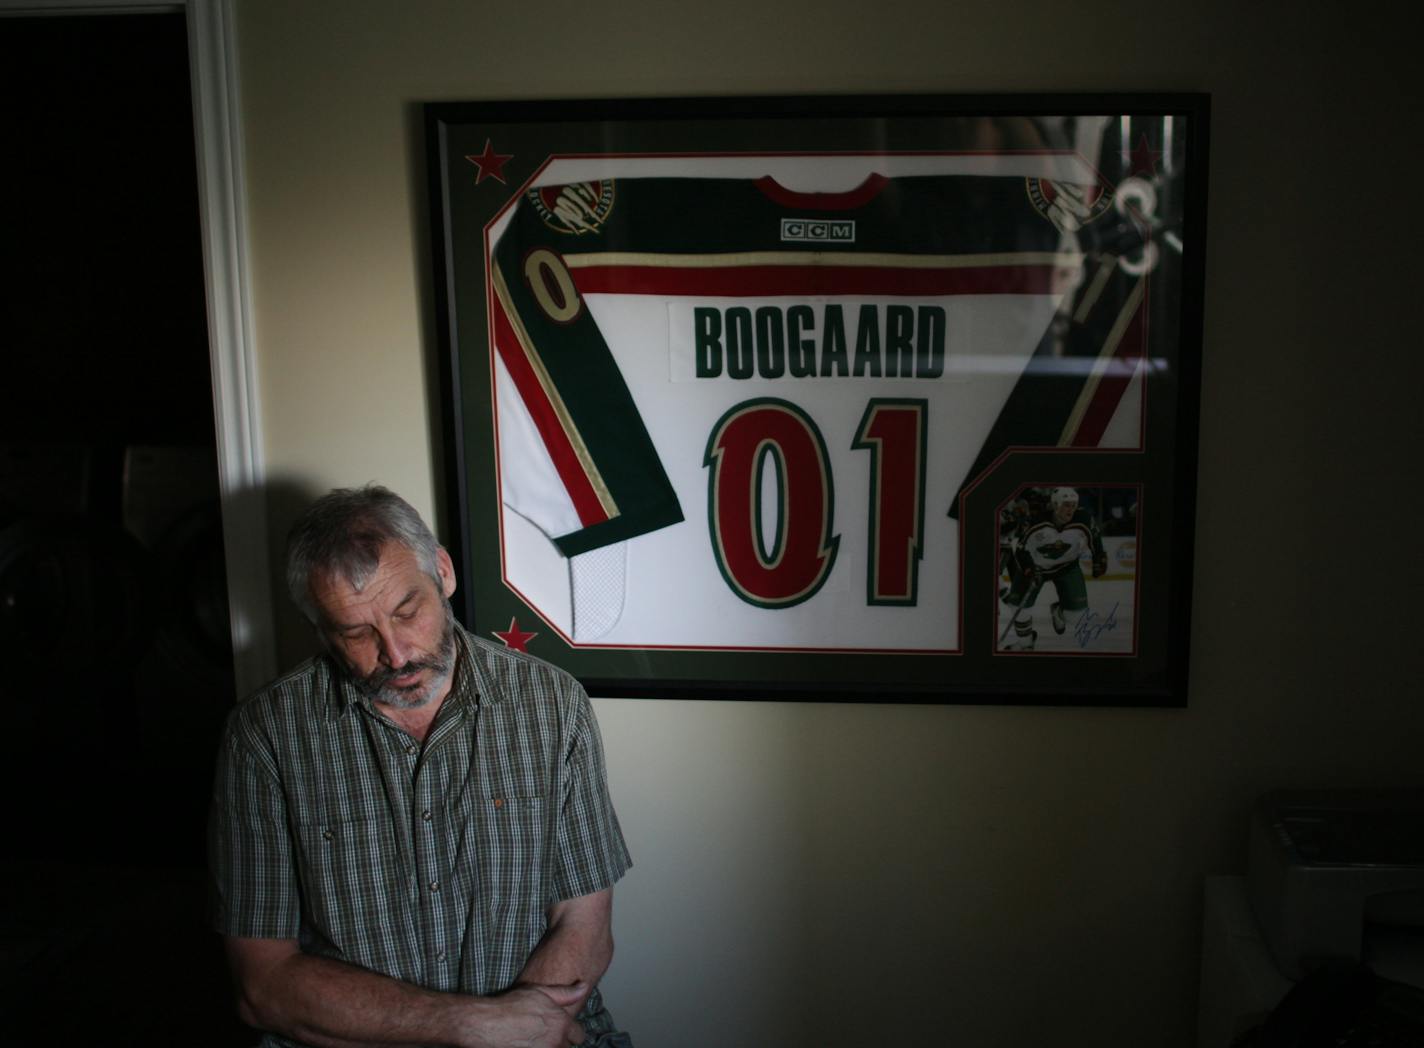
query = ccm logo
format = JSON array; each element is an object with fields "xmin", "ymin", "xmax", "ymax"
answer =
[{"xmin": 781, "ymin": 219, "xmax": 855, "ymax": 243}]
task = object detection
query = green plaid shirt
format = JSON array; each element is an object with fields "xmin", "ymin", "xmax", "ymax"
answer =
[{"xmin": 209, "ymin": 627, "xmax": 631, "ymax": 1044}]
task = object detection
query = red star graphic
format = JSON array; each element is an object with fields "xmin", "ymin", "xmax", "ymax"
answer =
[
  {"xmin": 493, "ymin": 617, "xmax": 537, "ymax": 652},
  {"xmin": 465, "ymin": 139, "xmax": 513, "ymax": 185},
  {"xmin": 1123, "ymin": 133, "xmax": 1163, "ymax": 179}
]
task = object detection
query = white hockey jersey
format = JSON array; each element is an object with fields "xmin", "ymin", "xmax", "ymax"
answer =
[{"xmin": 486, "ymin": 164, "xmax": 1149, "ymax": 651}]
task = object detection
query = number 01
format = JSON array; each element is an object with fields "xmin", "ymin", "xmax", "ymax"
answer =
[{"xmin": 704, "ymin": 397, "xmax": 926, "ymax": 609}]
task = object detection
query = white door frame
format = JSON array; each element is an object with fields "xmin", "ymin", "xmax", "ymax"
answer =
[{"xmin": 2, "ymin": 0, "xmax": 276, "ymax": 695}]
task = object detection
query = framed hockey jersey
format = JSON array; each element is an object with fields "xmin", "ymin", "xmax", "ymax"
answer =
[{"xmin": 425, "ymin": 93, "xmax": 1208, "ymax": 705}]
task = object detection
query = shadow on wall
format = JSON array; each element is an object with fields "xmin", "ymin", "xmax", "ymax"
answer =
[{"xmin": 264, "ymin": 476, "xmax": 333, "ymax": 670}]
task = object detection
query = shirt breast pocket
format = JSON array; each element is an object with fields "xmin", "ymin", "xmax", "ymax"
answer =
[{"xmin": 473, "ymin": 793, "xmax": 553, "ymax": 934}]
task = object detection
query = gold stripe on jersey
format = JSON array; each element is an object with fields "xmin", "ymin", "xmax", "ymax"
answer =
[
  {"xmin": 491, "ymin": 264, "xmax": 621, "ymax": 522},
  {"xmin": 1073, "ymin": 253, "xmax": 1119, "ymax": 324},
  {"xmin": 1057, "ymin": 276, "xmax": 1147, "ymax": 447},
  {"xmin": 562, "ymin": 250, "xmax": 1083, "ymax": 271}
]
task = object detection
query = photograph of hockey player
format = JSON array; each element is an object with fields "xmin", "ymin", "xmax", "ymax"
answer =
[{"xmin": 996, "ymin": 485, "xmax": 1135, "ymax": 654}]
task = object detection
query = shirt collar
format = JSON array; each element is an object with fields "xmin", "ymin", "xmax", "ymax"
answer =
[
  {"xmin": 452, "ymin": 625, "xmax": 508, "ymax": 709},
  {"xmin": 446, "ymin": 629, "xmax": 480, "ymax": 712}
]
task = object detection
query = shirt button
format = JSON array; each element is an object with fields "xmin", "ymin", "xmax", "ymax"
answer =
[
  {"xmin": 421, "ymin": 809, "xmax": 433, "ymax": 822},
  {"xmin": 405, "ymin": 744, "xmax": 418, "ymax": 756},
  {"xmin": 429, "ymin": 880, "xmax": 440, "ymax": 893},
  {"xmin": 322, "ymin": 829, "xmax": 334, "ymax": 842},
  {"xmin": 436, "ymin": 949, "xmax": 446, "ymax": 962}
]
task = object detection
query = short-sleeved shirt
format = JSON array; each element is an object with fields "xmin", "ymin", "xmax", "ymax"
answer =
[{"xmin": 209, "ymin": 626, "xmax": 631, "ymax": 1042}]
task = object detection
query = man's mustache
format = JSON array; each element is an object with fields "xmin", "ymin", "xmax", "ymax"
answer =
[{"xmin": 350, "ymin": 654, "xmax": 445, "ymax": 696}]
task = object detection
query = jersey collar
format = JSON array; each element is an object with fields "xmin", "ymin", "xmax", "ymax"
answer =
[{"xmin": 753, "ymin": 173, "xmax": 888, "ymax": 210}]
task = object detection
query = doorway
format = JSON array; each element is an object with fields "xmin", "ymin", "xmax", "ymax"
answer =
[{"xmin": 0, "ymin": 10, "xmax": 248, "ymax": 1042}]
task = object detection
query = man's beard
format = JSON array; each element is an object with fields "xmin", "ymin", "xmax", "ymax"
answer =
[{"xmin": 344, "ymin": 602, "xmax": 458, "ymax": 710}]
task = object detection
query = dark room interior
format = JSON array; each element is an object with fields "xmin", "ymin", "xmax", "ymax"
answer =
[{"xmin": 1, "ymin": 12, "xmax": 248, "ymax": 1043}]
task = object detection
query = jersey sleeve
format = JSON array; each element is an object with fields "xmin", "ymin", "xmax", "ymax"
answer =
[
  {"xmin": 489, "ymin": 197, "xmax": 684, "ymax": 558},
  {"xmin": 948, "ymin": 180, "xmax": 1156, "ymax": 519}
]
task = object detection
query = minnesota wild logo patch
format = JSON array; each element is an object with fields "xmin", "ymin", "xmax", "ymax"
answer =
[
  {"xmin": 527, "ymin": 180, "xmax": 615, "ymax": 235},
  {"xmin": 1026, "ymin": 177, "xmax": 1112, "ymax": 233}
]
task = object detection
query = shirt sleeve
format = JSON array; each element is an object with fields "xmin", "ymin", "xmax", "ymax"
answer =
[
  {"xmin": 208, "ymin": 711, "xmax": 302, "ymax": 938},
  {"xmin": 551, "ymin": 688, "xmax": 632, "ymax": 901}
]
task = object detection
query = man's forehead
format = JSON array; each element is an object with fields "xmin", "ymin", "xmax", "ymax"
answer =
[{"xmin": 310, "ymin": 542, "xmax": 430, "ymax": 618}]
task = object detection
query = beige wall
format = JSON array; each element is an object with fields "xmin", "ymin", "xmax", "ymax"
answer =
[{"xmin": 234, "ymin": 1, "xmax": 1424, "ymax": 1043}]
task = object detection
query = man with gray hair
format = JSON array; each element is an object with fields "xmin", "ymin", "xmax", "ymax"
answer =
[{"xmin": 210, "ymin": 485, "xmax": 632, "ymax": 1048}]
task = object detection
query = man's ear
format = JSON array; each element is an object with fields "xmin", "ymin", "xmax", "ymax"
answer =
[{"xmin": 435, "ymin": 547, "xmax": 457, "ymax": 598}]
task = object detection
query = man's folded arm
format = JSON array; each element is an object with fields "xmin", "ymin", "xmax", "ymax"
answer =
[
  {"xmin": 223, "ymin": 936, "xmax": 586, "ymax": 1048},
  {"xmin": 514, "ymin": 886, "xmax": 615, "ymax": 1016}
]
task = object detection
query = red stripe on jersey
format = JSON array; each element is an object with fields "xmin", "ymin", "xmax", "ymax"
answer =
[
  {"xmin": 491, "ymin": 298, "xmax": 611, "ymax": 528},
  {"xmin": 568, "ymin": 263, "xmax": 1060, "ymax": 298},
  {"xmin": 1070, "ymin": 290, "xmax": 1148, "ymax": 447}
]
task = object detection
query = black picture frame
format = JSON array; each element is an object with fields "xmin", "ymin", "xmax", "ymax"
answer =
[{"xmin": 425, "ymin": 93, "xmax": 1208, "ymax": 705}]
